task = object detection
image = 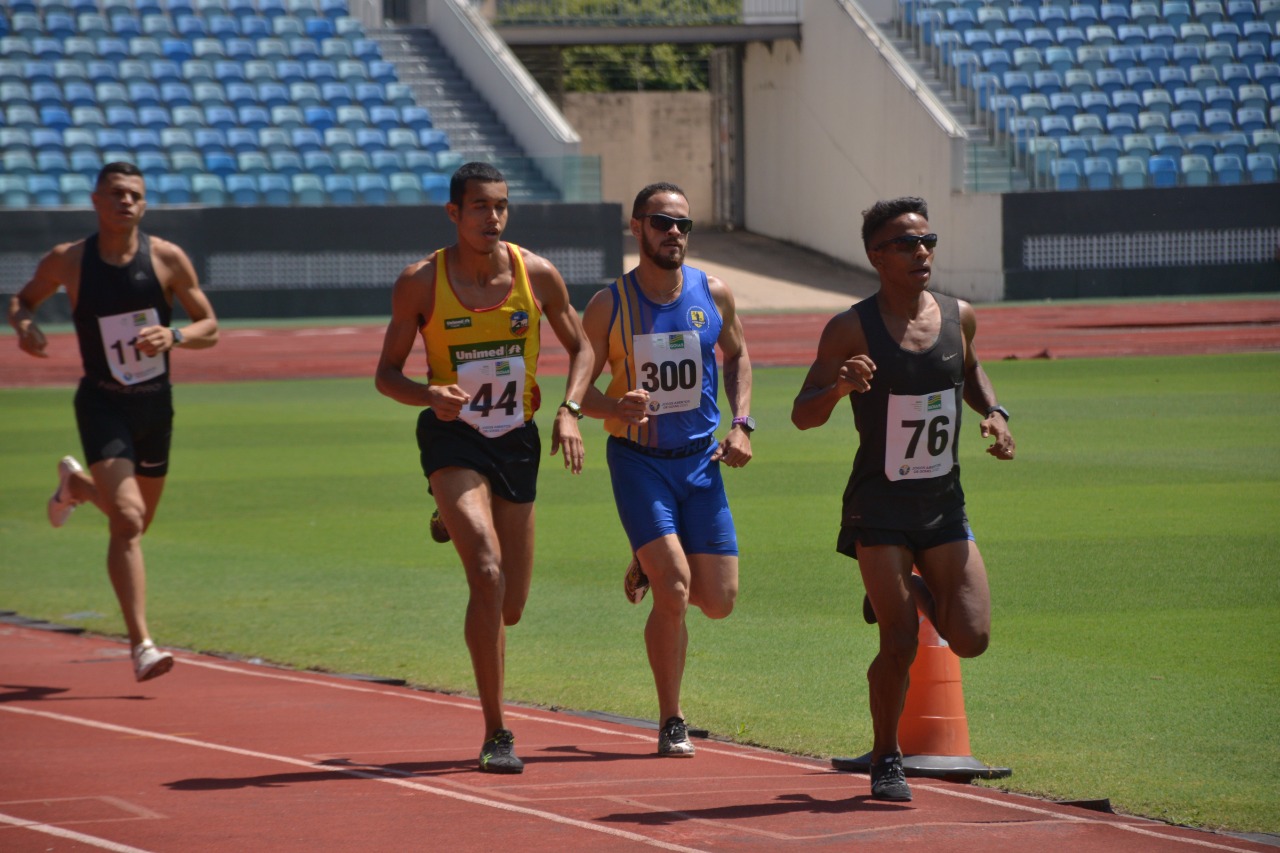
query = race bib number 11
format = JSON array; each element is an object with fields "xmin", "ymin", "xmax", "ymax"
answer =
[
  {"xmin": 885, "ymin": 390, "xmax": 957, "ymax": 481},
  {"xmin": 98, "ymin": 308, "xmax": 165, "ymax": 386}
]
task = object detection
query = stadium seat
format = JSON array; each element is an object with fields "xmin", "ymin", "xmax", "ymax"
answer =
[
  {"xmin": 322, "ymin": 173, "xmax": 356, "ymax": 205},
  {"xmin": 1180, "ymin": 154, "xmax": 1212, "ymax": 185},
  {"xmin": 226, "ymin": 173, "xmax": 261, "ymax": 204},
  {"xmin": 370, "ymin": 149, "xmax": 405, "ymax": 175},
  {"xmin": 58, "ymin": 172, "xmax": 93, "ymax": 204},
  {"xmin": 1203, "ymin": 107, "xmax": 1235, "ymax": 131},
  {"xmin": 1084, "ymin": 156, "xmax": 1115, "ymax": 188},
  {"xmin": 356, "ymin": 172, "xmax": 389, "ymax": 204},
  {"xmin": 1051, "ymin": 158, "xmax": 1082, "ymax": 189},
  {"xmin": 322, "ymin": 127, "xmax": 355, "ymax": 151},
  {"xmin": 269, "ymin": 150, "xmax": 304, "ymax": 175},
  {"xmin": 156, "ymin": 173, "xmax": 194, "ymax": 203},
  {"xmin": 421, "ymin": 172, "xmax": 450, "ymax": 203},
  {"xmin": 28, "ymin": 174, "xmax": 63, "ymax": 206},
  {"xmin": 1246, "ymin": 152, "xmax": 1278, "ymax": 182},
  {"xmin": 1154, "ymin": 132, "xmax": 1187, "ymax": 158},
  {"xmin": 171, "ymin": 151, "xmax": 205, "ymax": 174},
  {"xmin": 389, "ymin": 172, "xmax": 426, "ymax": 205},
  {"xmin": 1251, "ymin": 129, "xmax": 1280, "ymax": 156},
  {"xmin": 292, "ymin": 173, "xmax": 325, "ymax": 204},
  {"xmin": 1114, "ymin": 157, "xmax": 1144, "ymax": 191},
  {"xmin": 1142, "ymin": 88, "xmax": 1175, "ymax": 116},
  {"xmin": 192, "ymin": 173, "xmax": 227, "ymax": 204},
  {"xmin": 1170, "ymin": 109, "xmax": 1202, "ymax": 132},
  {"xmin": 302, "ymin": 149, "xmax": 336, "ymax": 175},
  {"xmin": 1148, "ymin": 155, "xmax": 1179, "ymax": 187},
  {"xmin": 258, "ymin": 173, "xmax": 293, "ymax": 205},
  {"xmin": 1212, "ymin": 153, "xmax": 1244, "ymax": 184}
]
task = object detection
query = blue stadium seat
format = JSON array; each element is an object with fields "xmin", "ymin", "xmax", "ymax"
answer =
[
  {"xmin": 302, "ymin": 149, "xmax": 335, "ymax": 174},
  {"xmin": 40, "ymin": 105, "xmax": 73, "ymax": 129},
  {"xmin": 239, "ymin": 104, "xmax": 271, "ymax": 128},
  {"xmin": 162, "ymin": 80, "xmax": 195, "ymax": 106},
  {"xmin": 205, "ymin": 150, "xmax": 236, "ymax": 175},
  {"xmin": 389, "ymin": 172, "xmax": 425, "ymax": 204},
  {"xmin": 286, "ymin": 36, "xmax": 319, "ymax": 60},
  {"xmin": 288, "ymin": 80, "xmax": 323, "ymax": 107},
  {"xmin": 1115, "ymin": 158, "xmax": 1150, "ymax": 190},
  {"xmin": 1212, "ymin": 153, "xmax": 1243, "ymax": 183},
  {"xmin": 402, "ymin": 149, "xmax": 437, "ymax": 173},
  {"xmin": 182, "ymin": 58, "xmax": 215, "ymax": 82},
  {"xmin": 1142, "ymin": 88, "xmax": 1174, "ymax": 115},
  {"xmin": 1246, "ymin": 152, "xmax": 1278, "ymax": 182},
  {"xmin": 1170, "ymin": 109, "xmax": 1203, "ymax": 132},
  {"xmin": 1034, "ymin": 69, "xmax": 1063, "ymax": 93},
  {"xmin": 1090, "ymin": 134, "xmax": 1123, "ymax": 166},
  {"xmin": 194, "ymin": 126, "xmax": 228, "ymax": 153},
  {"xmin": 337, "ymin": 149, "xmax": 372, "ymax": 174},
  {"xmin": 136, "ymin": 150, "xmax": 170, "ymax": 178},
  {"xmin": 354, "ymin": 127, "xmax": 386, "ymax": 152},
  {"xmin": 1004, "ymin": 70, "xmax": 1032, "ymax": 97},
  {"xmin": 1051, "ymin": 157, "xmax": 1082, "ymax": 190},
  {"xmin": 171, "ymin": 150, "xmax": 205, "ymax": 174},
  {"xmin": 59, "ymin": 172, "xmax": 94, "ymax": 204},
  {"xmin": 418, "ymin": 129, "xmax": 450, "ymax": 153},
  {"xmin": 274, "ymin": 59, "xmax": 306, "ymax": 84},
  {"xmin": 351, "ymin": 38, "xmax": 379, "ymax": 61},
  {"xmin": 64, "ymin": 127, "xmax": 97, "ymax": 152},
  {"xmin": 321, "ymin": 0, "xmax": 349, "ymax": 19},
  {"xmin": 1084, "ymin": 156, "xmax": 1115, "ymax": 188},
  {"xmin": 1050, "ymin": 92, "xmax": 1080, "ymax": 116},
  {"xmin": 356, "ymin": 172, "xmax": 389, "ymax": 204},
  {"xmin": 70, "ymin": 149, "xmax": 102, "ymax": 177},
  {"xmin": 1112, "ymin": 88, "xmax": 1143, "ymax": 116},
  {"xmin": 421, "ymin": 172, "xmax": 450, "ymax": 204},
  {"xmin": 1081, "ymin": 91, "xmax": 1111, "ymax": 118},
  {"xmin": 370, "ymin": 149, "xmax": 404, "ymax": 175},
  {"xmin": 268, "ymin": 150, "xmax": 303, "ymax": 174},
  {"xmin": 36, "ymin": 150, "xmax": 71, "ymax": 176},
  {"xmin": 305, "ymin": 59, "xmax": 338, "ymax": 84},
  {"xmin": 1123, "ymin": 132, "xmax": 1156, "ymax": 157},
  {"xmin": 322, "ymin": 173, "xmax": 356, "ymax": 204},
  {"xmin": 1203, "ymin": 107, "xmax": 1235, "ymax": 131},
  {"xmin": 368, "ymin": 60, "xmax": 395, "ymax": 84},
  {"xmin": 258, "ymin": 173, "xmax": 293, "ymax": 205},
  {"xmin": 1252, "ymin": 129, "xmax": 1280, "ymax": 156},
  {"xmin": 1218, "ymin": 131, "xmax": 1249, "ymax": 159},
  {"xmin": 225, "ymin": 126, "xmax": 258, "ymax": 152},
  {"xmin": 227, "ymin": 173, "xmax": 261, "ymax": 204},
  {"xmin": 337, "ymin": 59, "xmax": 369, "ymax": 83},
  {"xmin": 386, "ymin": 127, "xmax": 418, "ymax": 150},
  {"xmin": 1107, "ymin": 45, "xmax": 1137, "ymax": 69},
  {"xmin": 289, "ymin": 126, "xmax": 323, "ymax": 152},
  {"xmin": 237, "ymin": 151, "xmax": 270, "ymax": 174},
  {"xmin": 1154, "ymin": 132, "xmax": 1187, "ymax": 158},
  {"xmin": 1180, "ymin": 153, "xmax": 1212, "ymax": 184},
  {"xmin": 335, "ymin": 103, "xmax": 368, "ymax": 129},
  {"xmin": 28, "ymin": 174, "xmax": 63, "ymax": 206},
  {"xmin": 1148, "ymin": 155, "xmax": 1179, "ymax": 186},
  {"xmin": 259, "ymin": 127, "xmax": 291, "ymax": 151},
  {"xmin": 270, "ymin": 104, "xmax": 305, "ymax": 127},
  {"xmin": 215, "ymin": 59, "xmax": 247, "ymax": 83}
]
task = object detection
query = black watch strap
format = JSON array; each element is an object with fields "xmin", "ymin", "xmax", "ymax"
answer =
[{"xmin": 986, "ymin": 405, "xmax": 1010, "ymax": 421}]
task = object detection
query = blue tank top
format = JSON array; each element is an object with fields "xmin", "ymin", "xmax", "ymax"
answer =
[{"xmin": 602, "ymin": 266, "xmax": 723, "ymax": 450}]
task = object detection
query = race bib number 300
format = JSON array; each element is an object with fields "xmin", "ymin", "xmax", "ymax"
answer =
[
  {"xmin": 634, "ymin": 331, "xmax": 702, "ymax": 415},
  {"xmin": 98, "ymin": 308, "xmax": 165, "ymax": 386},
  {"xmin": 885, "ymin": 390, "xmax": 957, "ymax": 481},
  {"xmin": 457, "ymin": 357, "xmax": 526, "ymax": 437}
]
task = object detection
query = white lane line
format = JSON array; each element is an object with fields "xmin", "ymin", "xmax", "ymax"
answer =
[
  {"xmin": 0, "ymin": 810, "xmax": 157, "ymax": 853},
  {"xmin": 177, "ymin": 657, "xmax": 1265, "ymax": 850},
  {"xmin": 1, "ymin": 706, "xmax": 708, "ymax": 853}
]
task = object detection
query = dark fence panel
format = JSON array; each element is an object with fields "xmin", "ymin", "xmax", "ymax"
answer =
[
  {"xmin": 1, "ymin": 202, "xmax": 624, "ymax": 322},
  {"xmin": 1002, "ymin": 185, "xmax": 1280, "ymax": 301}
]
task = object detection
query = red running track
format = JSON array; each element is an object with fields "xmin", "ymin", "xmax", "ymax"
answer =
[
  {"xmin": 2, "ymin": 300, "xmax": 1278, "ymax": 388},
  {"xmin": 2, "ymin": 624, "xmax": 1272, "ymax": 853}
]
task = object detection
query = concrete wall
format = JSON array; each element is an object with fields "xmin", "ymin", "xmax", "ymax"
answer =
[
  {"xmin": 740, "ymin": 0, "xmax": 1006, "ymax": 301},
  {"xmin": 561, "ymin": 92, "xmax": 714, "ymax": 227}
]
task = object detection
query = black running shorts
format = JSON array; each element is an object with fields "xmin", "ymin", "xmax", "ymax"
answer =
[
  {"xmin": 416, "ymin": 408, "xmax": 541, "ymax": 504},
  {"xmin": 73, "ymin": 378, "xmax": 175, "ymax": 477}
]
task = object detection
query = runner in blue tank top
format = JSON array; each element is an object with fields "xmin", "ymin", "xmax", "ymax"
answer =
[
  {"xmin": 580, "ymin": 182, "xmax": 754, "ymax": 758},
  {"xmin": 9, "ymin": 162, "xmax": 219, "ymax": 683},
  {"xmin": 792, "ymin": 197, "xmax": 1016, "ymax": 802}
]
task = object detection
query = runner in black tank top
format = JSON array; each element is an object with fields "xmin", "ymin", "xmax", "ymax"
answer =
[
  {"xmin": 9, "ymin": 162, "xmax": 219, "ymax": 683},
  {"xmin": 792, "ymin": 197, "xmax": 1016, "ymax": 803}
]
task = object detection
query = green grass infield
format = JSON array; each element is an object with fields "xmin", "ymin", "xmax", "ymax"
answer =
[{"xmin": 3, "ymin": 353, "xmax": 1277, "ymax": 834}]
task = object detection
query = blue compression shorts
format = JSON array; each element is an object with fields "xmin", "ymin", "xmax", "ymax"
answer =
[{"xmin": 606, "ymin": 436, "xmax": 738, "ymax": 556}]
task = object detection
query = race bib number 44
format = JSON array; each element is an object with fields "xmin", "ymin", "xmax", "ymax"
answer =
[
  {"xmin": 98, "ymin": 308, "xmax": 165, "ymax": 386},
  {"xmin": 634, "ymin": 331, "xmax": 702, "ymax": 415},
  {"xmin": 457, "ymin": 356, "xmax": 526, "ymax": 437},
  {"xmin": 885, "ymin": 390, "xmax": 957, "ymax": 481}
]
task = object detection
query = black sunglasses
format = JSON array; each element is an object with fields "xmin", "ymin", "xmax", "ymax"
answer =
[
  {"xmin": 645, "ymin": 214, "xmax": 694, "ymax": 235},
  {"xmin": 873, "ymin": 233, "xmax": 938, "ymax": 252}
]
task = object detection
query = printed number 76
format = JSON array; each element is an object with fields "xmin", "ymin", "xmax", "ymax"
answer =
[{"xmin": 901, "ymin": 416, "xmax": 950, "ymax": 458}]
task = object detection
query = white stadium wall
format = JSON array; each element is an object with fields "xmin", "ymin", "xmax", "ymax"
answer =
[{"xmin": 741, "ymin": 0, "xmax": 1007, "ymax": 301}]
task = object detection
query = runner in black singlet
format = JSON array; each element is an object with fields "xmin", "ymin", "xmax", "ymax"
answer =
[
  {"xmin": 9, "ymin": 162, "xmax": 219, "ymax": 683},
  {"xmin": 791, "ymin": 197, "xmax": 1015, "ymax": 803}
]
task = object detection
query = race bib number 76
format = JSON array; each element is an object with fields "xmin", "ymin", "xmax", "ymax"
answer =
[{"xmin": 885, "ymin": 390, "xmax": 957, "ymax": 481}]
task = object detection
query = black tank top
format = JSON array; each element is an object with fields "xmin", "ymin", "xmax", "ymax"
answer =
[
  {"xmin": 73, "ymin": 233, "xmax": 172, "ymax": 389},
  {"xmin": 841, "ymin": 291, "xmax": 967, "ymax": 531}
]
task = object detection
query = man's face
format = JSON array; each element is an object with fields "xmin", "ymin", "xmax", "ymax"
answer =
[
  {"xmin": 448, "ymin": 179, "xmax": 509, "ymax": 251},
  {"xmin": 868, "ymin": 213, "xmax": 935, "ymax": 290},
  {"xmin": 632, "ymin": 192, "xmax": 691, "ymax": 272},
  {"xmin": 92, "ymin": 174, "xmax": 147, "ymax": 230}
]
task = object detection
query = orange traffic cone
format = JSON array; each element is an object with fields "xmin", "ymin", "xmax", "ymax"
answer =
[{"xmin": 832, "ymin": 605, "xmax": 1011, "ymax": 782}]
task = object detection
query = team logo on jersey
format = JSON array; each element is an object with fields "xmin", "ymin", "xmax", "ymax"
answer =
[
  {"xmin": 445, "ymin": 317, "xmax": 472, "ymax": 330},
  {"xmin": 927, "ymin": 393, "xmax": 943, "ymax": 411},
  {"xmin": 510, "ymin": 311, "xmax": 530, "ymax": 337},
  {"xmin": 687, "ymin": 307, "xmax": 707, "ymax": 329}
]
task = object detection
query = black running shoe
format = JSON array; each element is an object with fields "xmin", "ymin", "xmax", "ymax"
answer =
[
  {"xmin": 657, "ymin": 716, "xmax": 695, "ymax": 756},
  {"xmin": 479, "ymin": 728, "xmax": 524, "ymax": 774},
  {"xmin": 869, "ymin": 753, "xmax": 912, "ymax": 802},
  {"xmin": 862, "ymin": 593, "xmax": 877, "ymax": 624},
  {"xmin": 429, "ymin": 509, "xmax": 450, "ymax": 544}
]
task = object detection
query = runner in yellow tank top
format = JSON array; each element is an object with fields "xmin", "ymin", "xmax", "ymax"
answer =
[
  {"xmin": 420, "ymin": 242, "xmax": 541, "ymax": 435},
  {"xmin": 375, "ymin": 162, "xmax": 594, "ymax": 775}
]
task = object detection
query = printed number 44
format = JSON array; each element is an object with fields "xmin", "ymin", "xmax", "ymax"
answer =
[{"xmin": 469, "ymin": 381, "xmax": 518, "ymax": 417}]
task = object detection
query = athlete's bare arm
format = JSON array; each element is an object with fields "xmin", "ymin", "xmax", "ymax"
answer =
[
  {"xmin": 137, "ymin": 237, "xmax": 218, "ymax": 356},
  {"xmin": 523, "ymin": 248, "xmax": 591, "ymax": 473},
  {"xmin": 710, "ymin": 275, "xmax": 752, "ymax": 467},
  {"xmin": 792, "ymin": 308, "xmax": 876, "ymax": 430},
  {"xmin": 375, "ymin": 257, "xmax": 468, "ymax": 419},
  {"xmin": 578, "ymin": 289, "xmax": 650, "ymax": 425},
  {"xmin": 8, "ymin": 241, "xmax": 84, "ymax": 358},
  {"xmin": 958, "ymin": 300, "xmax": 1015, "ymax": 460}
]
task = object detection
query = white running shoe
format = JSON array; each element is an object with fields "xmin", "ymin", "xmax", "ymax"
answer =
[
  {"xmin": 133, "ymin": 641, "xmax": 175, "ymax": 682},
  {"xmin": 47, "ymin": 455, "xmax": 83, "ymax": 528}
]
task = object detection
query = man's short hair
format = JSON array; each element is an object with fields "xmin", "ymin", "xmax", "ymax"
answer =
[
  {"xmin": 861, "ymin": 197, "xmax": 929, "ymax": 249},
  {"xmin": 95, "ymin": 161, "xmax": 144, "ymax": 190},
  {"xmin": 449, "ymin": 161, "xmax": 506, "ymax": 206},
  {"xmin": 631, "ymin": 182, "xmax": 686, "ymax": 220}
]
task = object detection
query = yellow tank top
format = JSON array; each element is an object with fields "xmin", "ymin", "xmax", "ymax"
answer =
[{"xmin": 420, "ymin": 243, "xmax": 542, "ymax": 424}]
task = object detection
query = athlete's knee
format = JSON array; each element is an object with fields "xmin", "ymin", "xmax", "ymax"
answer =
[
  {"xmin": 876, "ymin": 623, "xmax": 920, "ymax": 672},
  {"xmin": 107, "ymin": 501, "xmax": 147, "ymax": 541},
  {"xmin": 694, "ymin": 585, "xmax": 736, "ymax": 620},
  {"xmin": 948, "ymin": 626, "xmax": 990, "ymax": 658}
]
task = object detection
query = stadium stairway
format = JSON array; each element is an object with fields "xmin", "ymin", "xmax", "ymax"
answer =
[
  {"xmin": 367, "ymin": 25, "xmax": 561, "ymax": 200},
  {"xmin": 885, "ymin": 26, "xmax": 1025, "ymax": 192}
]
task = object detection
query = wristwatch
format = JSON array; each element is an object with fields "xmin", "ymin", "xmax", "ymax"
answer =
[
  {"xmin": 731, "ymin": 415, "xmax": 756, "ymax": 433},
  {"xmin": 559, "ymin": 400, "xmax": 583, "ymax": 420},
  {"xmin": 171, "ymin": 328, "xmax": 184, "ymax": 347},
  {"xmin": 986, "ymin": 405, "xmax": 1010, "ymax": 421}
]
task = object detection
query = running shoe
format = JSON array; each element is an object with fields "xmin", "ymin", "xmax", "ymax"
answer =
[
  {"xmin": 478, "ymin": 728, "xmax": 524, "ymax": 774},
  {"xmin": 47, "ymin": 455, "xmax": 83, "ymax": 528},
  {"xmin": 657, "ymin": 716, "xmax": 695, "ymax": 757},
  {"xmin": 132, "ymin": 641, "xmax": 175, "ymax": 683},
  {"xmin": 429, "ymin": 508, "xmax": 450, "ymax": 543},
  {"xmin": 624, "ymin": 556, "xmax": 649, "ymax": 604},
  {"xmin": 862, "ymin": 593, "xmax": 877, "ymax": 624},
  {"xmin": 869, "ymin": 752, "xmax": 912, "ymax": 802}
]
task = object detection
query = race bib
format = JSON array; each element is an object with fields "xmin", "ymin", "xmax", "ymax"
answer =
[
  {"xmin": 457, "ymin": 357, "xmax": 526, "ymax": 438},
  {"xmin": 885, "ymin": 390, "xmax": 957, "ymax": 481},
  {"xmin": 98, "ymin": 308, "xmax": 165, "ymax": 386},
  {"xmin": 634, "ymin": 331, "xmax": 702, "ymax": 416}
]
